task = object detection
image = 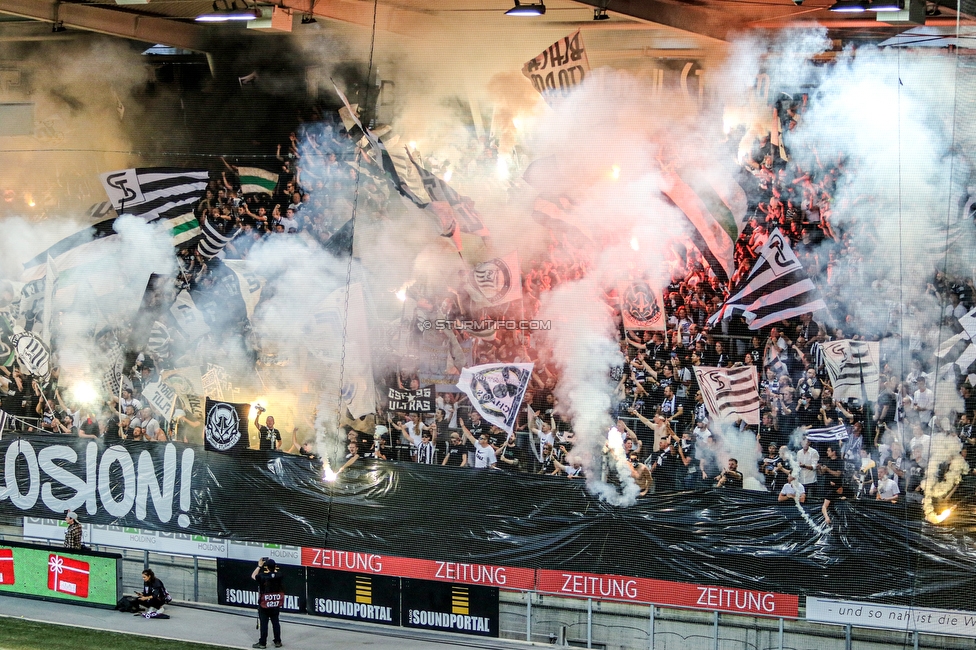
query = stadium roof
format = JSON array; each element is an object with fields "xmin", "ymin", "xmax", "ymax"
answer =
[{"xmin": 0, "ymin": 0, "xmax": 973, "ymax": 55}]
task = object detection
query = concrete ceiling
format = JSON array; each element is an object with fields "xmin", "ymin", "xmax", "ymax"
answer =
[{"xmin": 0, "ymin": 0, "xmax": 971, "ymax": 53}]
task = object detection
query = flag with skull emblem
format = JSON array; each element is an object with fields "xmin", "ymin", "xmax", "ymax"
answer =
[
  {"xmin": 456, "ymin": 363, "xmax": 533, "ymax": 433},
  {"xmin": 204, "ymin": 397, "xmax": 251, "ymax": 453},
  {"xmin": 619, "ymin": 281, "xmax": 666, "ymax": 331}
]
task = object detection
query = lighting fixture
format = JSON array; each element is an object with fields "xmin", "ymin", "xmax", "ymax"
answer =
[
  {"xmin": 870, "ymin": 0, "xmax": 902, "ymax": 10},
  {"xmin": 301, "ymin": 14, "xmax": 317, "ymax": 24},
  {"xmin": 505, "ymin": 0, "xmax": 546, "ymax": 16},
  {"xmin": 829, "ymin": 0, "xmax": 870, "ymax": 11},
  {"xmin": 593, "ymin": 7, "xmax": 610, "ymax": 19},
  {"xmin": 195, "ymin": 1, "xmax": 261, "ymax": 22}
]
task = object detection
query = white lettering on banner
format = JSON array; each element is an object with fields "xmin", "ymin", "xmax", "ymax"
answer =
[
  {"xmin": 560, "ymin": 573, "xmax": 639, "ymax": 600},
  {"xmin": 434, "ymin": 561, "xmax": 507, "ymax": 586},
  {"xmin": 696, "ymin": 587, "xmax": 775, "ymax": 613},
  {"xmin": 408, "ymin": 610, "xmax": 491, "ymax": 632},
  {"xmin": 807, "ymin": 597, "xmax": 976, "ymax": 638},
  {"xmin": 310, "ymin": 549, "xmax": 383, "ymax": 573},
  {"xmin": 0, "ymin": 442, "xmax": 194, "ymax": 527},
  {"xmin": 314, "ymin": 599, "xmax": 394, "ymax": 622}
]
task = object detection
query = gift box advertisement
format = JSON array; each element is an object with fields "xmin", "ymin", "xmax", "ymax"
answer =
[{"xmin": 0, "ymin": 543, "xmax": 121, "ymax": 607}]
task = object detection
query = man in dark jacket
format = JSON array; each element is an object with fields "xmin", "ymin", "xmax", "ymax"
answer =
[{"xmin": 251, "ymin": 558, "xmax": 283, "ymax": 648}]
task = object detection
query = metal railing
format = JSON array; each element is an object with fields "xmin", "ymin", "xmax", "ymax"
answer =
[{"xmin": 0, "ymin": 523, "xmax": 965, "ymax": 650}]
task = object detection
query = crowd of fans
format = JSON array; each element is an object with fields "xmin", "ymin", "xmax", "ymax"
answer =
[{"xmin": 2, "ymin": 93, "xmax": 975, "ymax": 520}]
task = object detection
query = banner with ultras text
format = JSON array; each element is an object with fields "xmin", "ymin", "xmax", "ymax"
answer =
[{"xmin": 301, "ymin": 548, "xmax": 798, "ymax": 618}]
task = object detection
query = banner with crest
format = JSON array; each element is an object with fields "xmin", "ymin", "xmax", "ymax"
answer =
[
  {"xmin": 619, "ymin": 281, "xmax": 666, "ymax": 331},
  {"xmin": 472, "ymin": 251, "xmax": 522, "ymax": 307},
  {"xmin": 456, "ymin": 363, "xmax": 533, "ymax": 434}
]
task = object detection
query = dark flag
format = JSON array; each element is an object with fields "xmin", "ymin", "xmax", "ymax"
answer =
[
  {"xmin": 197, "ymin": 219, "xmax": 241, "ymax": 260},
  {"xmin": 707, "ymin": 228, "xmax": 826, "ymax": 330},
  {"xmin": 204, "ymin": 398, "xmax": 251, "ymax": 453},
  {"xmin": 804, "ymin": 424, "xmax": 849, "ymax": 443},
  {"xmin": 387, "ymin": 386, "xmax": 435, "ymax": 413}
]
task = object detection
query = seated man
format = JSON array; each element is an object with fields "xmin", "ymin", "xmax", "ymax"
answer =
[{"xmin": 778, "ymin": 475, "xmax": 807, "ymax": 504}]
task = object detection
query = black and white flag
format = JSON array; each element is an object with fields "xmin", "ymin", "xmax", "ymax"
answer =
[
  {"xmin": 0, "ymin": 408, "xmax": 8, "ymax": 439},
  {"xmin": 203, "ymin": 398, "xmax": 251, "ymax": 453},
  {"xmin": 804, "ymin": 423, "xmax": 849, "ymax": 443},
  {"xmin": 935, "ymin": 307, "xmax": 976, "ymax": 378},
  {"xmin": 693, "ymin": 365, "xmax": 760, "ymax": 425},
  {"xmin": 10, "ymin": 330, "xmax": 51, "ymax": 381},
  {"xmin": 707, "ymin": 228, "xmax": 826, "ymax": 330},
  {"xmin": 387, "ymin": 386, "xmax": 435, "ymax": 413},
  {"xmin": 456, "ymin": 363, "xmax": 533, "ymax": 434},
  {"xmin": 472, "ymin": 251, "xmax": 521, "ymax": 306},
  {"xmin": 99, "ymin": 167, "xmax": 209, "ymax": 248},
  {"xmin": 820, "ymin": 339, "xmax": 880, "ymax": 403},
  {"xmin": 197, "ymin": 218, "xmax": 241, "ymax": 260},
  {"xmin": 222, "ymin": 260, "xmax": 265, "ymax": 320}
]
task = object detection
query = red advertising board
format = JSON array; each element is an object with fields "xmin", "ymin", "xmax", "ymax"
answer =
[
  {"xmin": 300, "ymin": 548, "xmax": 535, "ymax": 591},
  {"xmin": 535, "ymin": 569, "xmax": 798, "ymax": 618},
  {"xmin": 0, "ymin": 548, "xmax": 14, "ymax": 585},
  {"xmin": 299, "ymin": 548, "xmax": 798, "ymax": 618}
]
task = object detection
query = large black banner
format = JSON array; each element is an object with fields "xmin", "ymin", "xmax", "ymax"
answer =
[
  {"xmin": 401, "ymin": 578, "xmax": 498, "ymax": 637},
  {"xmin": 4, "ymin": 435, "xmax": 976, "ymax": 610},
  {"xmin": 204, "ymin": 398, "xmax": 251, "ymax": 454},
  {"xmin": 306, "ymin": 568, "xmax": 400, "ymax": 625},
  {"xmin": 217, "ymin": 558, "xmax": 306, "ymax": 613}
]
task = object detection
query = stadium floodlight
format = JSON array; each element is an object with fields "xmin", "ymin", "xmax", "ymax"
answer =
[
  {"xmin": 829, "ymin": 0, "xmax": 870, "ymax": 11},
  {"xmin": 196, "ymin": 1, "xmax": 261, "ymax": 22},
  {"xmin": 505, "ymin": 1, "xmax": 546, "ymax": 16}
]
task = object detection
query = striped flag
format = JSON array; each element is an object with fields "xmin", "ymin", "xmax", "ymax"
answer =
[
  {"xmin": 935, "ymin": 306, "xmax": 976, "ymax": 377},
  {"xmin": 693, "ymin": 365, "xmax": 760, "ymax": 425},
  {"xmin": 660, "ymin": 167, "xmax": 748, "ymax": 285},
  {"xmin": 707, "ymin": 228, "xmax": 826, "ymax": 330},
  {"xmin": 407, "ymin": 155, "xmax": 490, "ymax": 238},
  {"xmin": 147, "ymin": 320, "xmax": 173, "ymax": 361},
  {"xmin": 99, "ymin": 167, "xmax": 209, "ymax": 249},
  {"xmin": 237, "ymin": 167, "xmax": 279, "ymax": 195},
  {"xmin": 0, "ymin": 408, "xmax": 8, "ymax": 438},
  {"xmin": 820, "ymin": 339, "xmax": 880, "ymax": 403},
  {"xmin": 332, "ymin": 81, "xmax": 431, "ymax": 208},
  {"xmin": 804, "ymin": 423, "xmax": 849, "ymax": 443},
  {"xmin": 197, "ymin": 218, "xmax": 241, "ymax": 260}
]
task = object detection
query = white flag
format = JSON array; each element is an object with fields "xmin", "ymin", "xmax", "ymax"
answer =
[
  {"xmin": 820, "ymin": 339, "xmax": 880, "ymax": 403},
  {"xmin": 472, "ymin": 251, "xmax": 522, "ymax": 306},
  {"xmin": 41, "ymin": 255, "xmax": 58, "ymax": 346},
  {"xmin": 693, "ymin": 365, "xmax": 760, "ymax": 425},
  {"xmin": 169, "ymin": 291, "xmax": 210, "ymax": 341},
  {"xmin": 456, "ymin": 363, "xmax": 533, "ymax": 434},
  {"xmin": 223, "ymin": 260, "xmax": 265, "ymax": 320},
  {"xmin": 311, "ymin": 283, "xmax": 376, "ymax": 419},
  {"xmin": 142, "ymin": 380, "xmax": 178, "ymax": 418}
]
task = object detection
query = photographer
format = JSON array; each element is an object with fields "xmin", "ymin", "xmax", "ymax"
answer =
[{"xmin": 251, "ymin": 558, "xmax": 284, "ymax": 649}]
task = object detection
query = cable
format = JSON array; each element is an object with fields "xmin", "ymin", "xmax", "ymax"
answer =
[{"xmin": 324, "ymin": 0, "xmax": 379, "ymax": 553}]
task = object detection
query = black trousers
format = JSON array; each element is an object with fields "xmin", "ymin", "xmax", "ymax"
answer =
[{"xmin": 259, "ymin": 607, "xmax": 281, "ymax": 645}]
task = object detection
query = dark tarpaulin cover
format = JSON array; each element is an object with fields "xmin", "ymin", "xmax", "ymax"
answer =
[{"xmin": 3, "ymin": 435, "xmax": 976, "ymax": 609}]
